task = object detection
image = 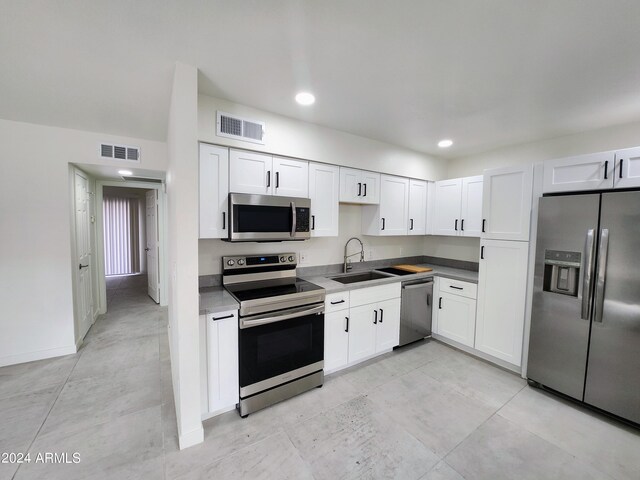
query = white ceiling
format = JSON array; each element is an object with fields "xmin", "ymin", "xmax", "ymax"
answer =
[{"xmin": 2, "ymin": 1, "xmax": 640, "ymax": 158}]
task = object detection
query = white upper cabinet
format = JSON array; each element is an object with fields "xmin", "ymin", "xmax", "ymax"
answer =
[
  {"xmin": 308, "ymin": 162, "xmax": 340, "ymax": 237},
  {"xmin": 339, "ymin": 167, "xmax": 380, "ymax": 204},
  {"xmin": 199, "ymin": 143, "xmax": 229, "ymax": 239},
  {"xmin": 361, "ymin": 175, "xmax": 409, "ymax": 236},
  {"xmin": 543, "ymin": 151, "xmax": 614, "ymax": 193},
  {"xmin": 229, "ymin": 149, "xmax": 272, "ymax": 195},
  {"xmin": 460, "ymin": 176, "xmax": 483, "ymax": 237},
  {"xmin": 408, "ymin": 179, "xmax": 427, "ymax": 235},
  {"xmin": 229, "ymin": 149, "xmax": 308, "ymax": 197},
  {"xmin": 614, "ymin": 147, "xmax": 640, "ymax": 189},
  {"xmin": 482, "ymin": 165, "xmax": 533, "ymax": 242},
  {"xmin": 272, "ymin": 156, "xmax": 309, "ymax": 198},
  {"xmin": 433, "ymin": 178, "xmax": 463, "ymax": 236},
  {"xmin": 432, "ymin": 176, "xmax": 483, "ymax": 237},
  {"xmin": 475, "ymin": 239, "xmax": 529, "ymax": 366}
]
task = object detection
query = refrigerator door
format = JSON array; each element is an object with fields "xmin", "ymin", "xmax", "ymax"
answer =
[
  {"xmin": 584, "ymin": 191, "xmax": 640, "ymax": 424},
  {"xmin": 528, "ymin": 194, "xmax": 600, "ymax": 400}
]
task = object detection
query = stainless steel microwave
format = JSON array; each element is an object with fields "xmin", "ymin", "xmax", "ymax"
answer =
[{"xmin": 227, "ymin": 193, "xmax": 311, "ymax": 242}]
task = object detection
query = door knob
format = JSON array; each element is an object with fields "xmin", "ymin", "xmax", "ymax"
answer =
[
  {"xmin": 145, "ymin": 248, "xmax": 150, "ymax": 252},
  {"xmin": 79, "ymin": 264, "xmax": 89, "ymax": 269}
]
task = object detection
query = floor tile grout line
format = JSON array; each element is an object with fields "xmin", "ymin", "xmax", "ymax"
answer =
[
  {"xmin": 281, "ymin": 426, "xmax": 319, "ymax": 480},
  {"xmin": 10, "ymin": 347, "xmax": 85, "ymax": 480}
]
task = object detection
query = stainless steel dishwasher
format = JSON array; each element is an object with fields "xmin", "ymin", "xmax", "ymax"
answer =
[{"xmin": 398, "ymin": 278, "xmax": 433, "ymax": 347}]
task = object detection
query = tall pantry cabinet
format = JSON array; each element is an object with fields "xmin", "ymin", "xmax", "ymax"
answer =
[{"xmin": 475, "ymin": 165, "xmax": 533, "ymax": 367}]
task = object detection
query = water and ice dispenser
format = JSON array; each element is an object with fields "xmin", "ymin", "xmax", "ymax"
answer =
[{"xmin": 543, "ymin": 250, "xmax": 581, "ymax": 297}]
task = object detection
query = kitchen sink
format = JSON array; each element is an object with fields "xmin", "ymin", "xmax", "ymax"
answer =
[
  {"xmin": 329, "ymin": 271, "xmax": 393, "ymax": 284},
  {"xmin": 375, "ymin": 267, "xmax": 418, "ymax": 276}
]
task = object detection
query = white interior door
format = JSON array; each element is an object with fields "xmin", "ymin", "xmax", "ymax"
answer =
[
  {"xmin": 75, "ymin": 170, "xmax": 93, "ymax": 340},
  {"xmin": 146, "ymin": 190, "xmax": 160, "ymax": 303}
]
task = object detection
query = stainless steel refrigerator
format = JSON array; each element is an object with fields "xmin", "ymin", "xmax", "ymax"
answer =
[{"xmin": 528, "ymin": 191, "xmax": 640, "ymax": 425}]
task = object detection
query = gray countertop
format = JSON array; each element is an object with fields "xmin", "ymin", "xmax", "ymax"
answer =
[{"xmin": 199, "ymin": 263, "xmax": 477, "ymax": 315}]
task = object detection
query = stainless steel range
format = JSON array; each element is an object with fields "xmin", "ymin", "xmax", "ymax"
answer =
[{"xmin": 223, "ymin": 253, "xmax": 325, "ymax": 417}]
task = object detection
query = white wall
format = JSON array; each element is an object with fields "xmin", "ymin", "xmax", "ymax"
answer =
[
  {"xmin": 166, "ymin": 63, "xmax": 203, "ymax": 449},
  {"xmin": 199, "ymin": 204, "xmax": 427, "ymax": 275},
  {"xmin": 198, "ymin": 94, "xmax": 448, "ymax": 273},
  {"xmin": 0, "ymin": 118, "xmax": 167, "ymax": 367}
]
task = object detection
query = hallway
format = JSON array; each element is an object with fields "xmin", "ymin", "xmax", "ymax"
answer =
[{"xmin": 1, "ymin": 275, "xmax": 172, "ymax": 480}]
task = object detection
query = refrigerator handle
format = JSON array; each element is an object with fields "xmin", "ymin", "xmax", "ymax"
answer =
[
  {"xmin": 594, "ymin": 228, "xmax": 609, "ymax": 323},
  {"xmin": 581, "ymin": 229, "xmax": 596, "ymax": 320}
]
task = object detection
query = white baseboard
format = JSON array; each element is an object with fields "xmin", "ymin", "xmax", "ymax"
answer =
[
  {"xmin": 432, "ymin": 334, "xmax": 522, "ymax": 375},
  {"xmin": 0, "ymin": 344, "xmax": 78, "ymax": 368},
  {"xmin": 178, "ymin": 424, "xmax": 204, "ymax": 450}
]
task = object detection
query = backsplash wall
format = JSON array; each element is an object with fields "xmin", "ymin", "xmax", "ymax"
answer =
[{"xmin": 198, "ymin": 204, "xmax": 426, "ymax": 275}]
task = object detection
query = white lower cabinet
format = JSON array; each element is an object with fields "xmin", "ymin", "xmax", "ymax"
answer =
[
  {"xmin": 433, "ymin": 278, "xmax": 477, "ymax": 348},
  {"xmin": 324, "ymin": 284, "xmax": 400, "ymax": 372},
  {"xmin": 203, "ymin": 310, "xmax": 239, "ymax": 416},
  {"xmin": 475, "ymin": 239, "xmax": 529, "ymax": 366}
]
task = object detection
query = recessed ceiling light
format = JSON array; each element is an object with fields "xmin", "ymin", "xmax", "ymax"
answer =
[
  {"xmin": 438, "ymin": 139, "xmax": 453, "ymax": 148},
  {"xmin": 295, "ymin": 92, "xmax": 315, "ymax": 106},
  {"xmin": 118, "ymin": 170, "xmax": 133, "ymax": 176}
]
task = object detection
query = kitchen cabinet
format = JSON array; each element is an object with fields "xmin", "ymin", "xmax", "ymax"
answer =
[
  {"xmin": 614, "ymin": 146, "xmax": 640, "ymax": 189},
  {"xmin": 482, "ymin": 165, "xmax": 533, "ymax": 241},
  {"xmin": 433, "ymin": 278, "xmax": 476, "ymax": 348},
  {"xmin": 432, "ymin": 176, "xmax": 483, "ymax": 237},
  {"xmin": 324, "ymin": 283, "xmax": 400, "ymax": 370},
  {"xmin": 199, "ymin": 143, "xmax": 229, "ymax": 239},
  {"xmin": 308, "ymin": 162, "xmax": 340, "ymax": 237},
  {"xmin": 475, "ymin": 239, "xmax": 529, "ymax": 366},
  {"xmin": 543, "ymin": 151, "xmax": 614, "ymax": 193},
  {"xmin": 339, "ymin": 167, "xmax": 380, "ymax": 204},
  {"xmin": 204, "ymin": 309, "xmax": 239, "ymax": 415},
  {"xmin": 229, "ymin": 149, "xmax": 308, "ymax": 197},
  {"xmin": 408, "ymin": 179, "xmax": 427, "ymax": 235},
  {"xmin": 361, "ymin": 175, "xmax": 409, "ymax": 236}
]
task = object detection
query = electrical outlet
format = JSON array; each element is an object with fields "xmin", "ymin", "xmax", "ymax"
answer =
[
  {"xmin": 368, "ymin": 249, "xmax": 374, "ymax": 260},
  {"xmin": 299, "ymin": 251, "xmax": 308, "ymax": 264}
]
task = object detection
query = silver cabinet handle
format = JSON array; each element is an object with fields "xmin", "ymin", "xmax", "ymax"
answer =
[
  {"xmin": 581, "ymin": 229, "xmax": 595, "ymax": 320},
  {"xmin": 593, "ymin": 228, "xmax": 609, "ymax": 323}
]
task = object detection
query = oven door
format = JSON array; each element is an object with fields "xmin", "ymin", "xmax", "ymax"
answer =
[
  {"xmin": 238, "ymin": 304, "xmax": 324, "ymax": 397},
  {"xmin": 228, "ymin": 193, "xmax": 310, "ymax": 242}
]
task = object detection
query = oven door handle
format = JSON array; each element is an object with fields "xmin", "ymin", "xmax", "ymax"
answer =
[
  {"xmin": 239, "ymin": 304, "xmax": 324, "ymax": 329},
  {"xmin": 290, "ymin": 201, "xmax": 297, "ymax": 237}
]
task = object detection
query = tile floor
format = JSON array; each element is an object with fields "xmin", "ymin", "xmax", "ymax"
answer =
[{"xmin": 1, "ymin": 275, "xmax": 639, "ymax": 479}]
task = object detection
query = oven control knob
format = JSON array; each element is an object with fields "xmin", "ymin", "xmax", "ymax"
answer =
[
  {"xmin": 237, "ymin": 259, "xmax": 245, "ymax": 265},
  {"xmin": 227, "ymin": 259, "xmax": 235, "ymax": 266},
  {"xmin": 288, "ymin": 255, "xmax": 294, "ymax": 262},
  {"xmin": 280, "ymin": 256, "xmax": 286, "ymax": 262}
]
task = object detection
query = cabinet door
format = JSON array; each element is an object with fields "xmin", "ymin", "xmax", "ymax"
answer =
[
  {"xmin": 361, "ymin": 171, "xmax": 381, "ymax": 204},
  {"xmin": 436, "ymin": 292, "xmax": 476, "ymax": 348},
  {"xmin": 432, "ymin": 178, "xmax": 462, "ymax": 236},
  {"xmin": 207, "ymin": 311, "xmax": 239, "ymax": 413},
  {"xmin": 375, "ymin": 298, "xmax": 401, "ymax": 352},
  {"xmin": 309, "ymin": 163, "xmax": 339, "ymax": 237},
  {"xmin": 379, "ymin": 175, "xmax": 409, "ymax": 235},
  {"xmin": 614, "ymin": 147, "xmax": 640, "ymax": 189},
  {"xmin": 460, "ymin": 175, "xmax": 483, "ymax": 237},
  {"xmin": 475, "ymin": 239, "xmax": 528, "ymax": 366},
  {"xmin": 273, "ymin": 157, "xmax": 309, "ymax": 198},
  {"xmin": 229, "ymin": 149, "xmax": 272, "ymax": 194},
  {"xmin": 199, "ymin": 144, "xmax": 229, "ymax": 239},
  {"xmin": 339, "ymin": 167, "xmax": 361, "ymax": 202},
  {"xmin": 543, "ymin": 152, "xmax": 614, "ymax": 193},
  {"xmin": 482, "ymin": 165, "xmax": 533, "ymax": 241},
  {"xmin": 408, "ymin": 179, "xmax": 427, "ymax": 235},
  {"xmin": 347, "ymin": 304, "xmax": 377, "ymax": 363},
  {"xmin": 324, "ymin": 310, "xmax": 350, "ymax": 372}
]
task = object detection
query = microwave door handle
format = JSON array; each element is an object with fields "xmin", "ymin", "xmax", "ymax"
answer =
[{"xmin": 290, "ymin": 202, "xmax": 297, "ymax": 237}]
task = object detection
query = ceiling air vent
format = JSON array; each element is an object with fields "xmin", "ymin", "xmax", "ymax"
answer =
[
  {"xmin": 217, "ymin": 111, "xmax": 265, "ymax": 144},
  {"xmin": 100, "ymin": 143, "xmax": 141, "ymax": 162},
  {"xmin": 122, "ymin": 176, "xmax": 163, "ymax": 183}
]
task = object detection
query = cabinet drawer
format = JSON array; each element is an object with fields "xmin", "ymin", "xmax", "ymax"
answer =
[
  {"xmin": 350, "ymin": 283, "xmax": 400, "ymax": 307},
  {"xmin": 325, "ymin": 291, "xmax": 350, "ymax": 313},
  {"xmin": 439, "ymin": 278, "xmax": 477, "ymax": 299}
]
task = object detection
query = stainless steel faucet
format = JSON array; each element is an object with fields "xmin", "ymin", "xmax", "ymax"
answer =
[{"xmin": 343, "ymin": 237, "xmax": 365, "ymax": 273}]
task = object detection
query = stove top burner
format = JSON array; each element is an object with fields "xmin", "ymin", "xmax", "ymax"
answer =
[{"xmin": 226, "ymin": 278, "xmax": 323, "ymax": 303}]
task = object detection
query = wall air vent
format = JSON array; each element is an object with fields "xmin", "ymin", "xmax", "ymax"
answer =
[
  {"xmin": 100, "ymin": 143, "xmax": 141, "ymax": 162},
  {"xmin": 216, "ymin": 111, "xmax": 265, "ymax": 144},
  {"xmin": 121, "ymin": 176, "xmax": 163, "ymax": 183}
]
